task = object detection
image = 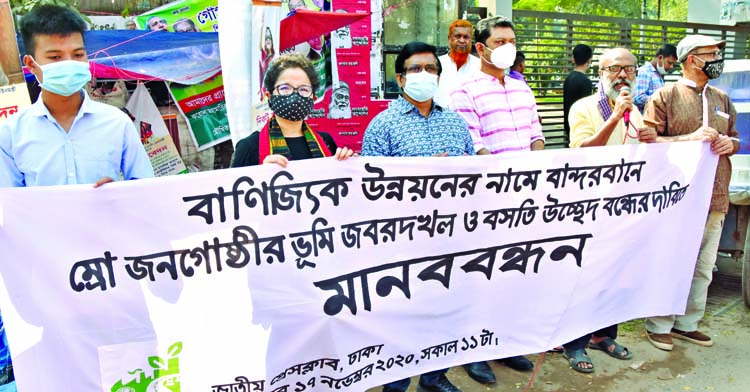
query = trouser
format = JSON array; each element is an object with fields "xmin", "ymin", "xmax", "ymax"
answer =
[
  {"xmin": 383, "ymin": 368, "xmax": 447, "ymax": 391},
  {"xmin": 646, "ymin": 211, "xmax": 725, "ymax": 333},
  {"xmin": 562, "ymin": 324, "xmax": 618, "ymax": 351}
]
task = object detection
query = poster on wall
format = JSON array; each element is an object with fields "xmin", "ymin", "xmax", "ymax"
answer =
[
  {"xmin": 302, "ymin": 0, "xmax": 373, "ymax": 151},
  {"xmin": 169, "ymin": 73, "xmax": 231, "ymax": 151},
  {"xmin": 0, "ymin": 0, "xmax": 31, "ymax": 125},
  {"xmin": 226, "ymin": 0, "xmax": 387, "ymax": 151},
  {"xmin": 136, "ymin": 0, "xmax": 219, "ymax": 32}
]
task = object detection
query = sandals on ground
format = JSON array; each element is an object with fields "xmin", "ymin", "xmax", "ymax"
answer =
[
  {"xmin": 563, "ymin": 348, "xmax": 594, "ymax": 373},
  {"xmin": 589, "ymin": 337, "xmax": 633, "ymax": 360}
]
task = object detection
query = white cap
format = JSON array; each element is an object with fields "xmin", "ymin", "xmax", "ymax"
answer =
[{"xmin": 677, "ymin": 35, "xmax": 726, "ymax": 62}]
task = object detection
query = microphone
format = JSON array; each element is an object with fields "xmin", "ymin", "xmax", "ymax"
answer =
[{"xmin": 620, "ymin": 86, "xmax": 631, "ymax": 129}]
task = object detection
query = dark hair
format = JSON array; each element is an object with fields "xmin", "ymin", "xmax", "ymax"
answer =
[
  {"xmin": 512, "ymin": 51, "xmax": 526, "ymax": 69},
  {"xmin": 19, "ymin": 4, "xmax": 87, "ymax": 58},
  {"xmin": 263, "ymin": 53, "xmax": 320, "ymax": 93},
  {"xmin": 655, "ymin": 44, "xmax": 677, "ymax": 59},
  {"xmin": 475, "ymin": 16, "xmax": 515, "ymax": 46},
  {"xmin": 395, "ymin": 41, "xmax": 442, "ymax": 76},
  {"xmin": 572, "ymin": 44, "xmax": 593, "ymax": 66}
]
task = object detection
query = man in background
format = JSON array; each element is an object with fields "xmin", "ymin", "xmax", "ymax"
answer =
[
  {"xmin": 434, "ymin": 19, "xmax": 480, "ymax": 108},
  {"xmin": 633, "ymin": 44, "xmax": 677, "ymax": 112},
  {"xmin": 508, "ymin": 50, "xmax": 527, "ymax": 84},
  {"xmin": 563, "ymin": 44, "xmax": 593, "ymax": 143}
]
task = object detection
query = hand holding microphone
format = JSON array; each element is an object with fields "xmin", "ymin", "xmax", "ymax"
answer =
[{"xmin": 617, "ymin": 86, "xmax": 633, "ymax": 128}]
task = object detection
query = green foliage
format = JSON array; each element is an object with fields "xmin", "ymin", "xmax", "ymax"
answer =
[
  {"xmin": 513, "ymin": 0, "xmax": 689, "ymax": 22},
  {"xmin": 9, "ymin": 0, "xmax": 90, "ymax": 23}
]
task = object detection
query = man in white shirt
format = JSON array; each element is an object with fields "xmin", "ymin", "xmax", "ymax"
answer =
[{"xmin": 434, "ymin": 19, "xmax": 480, "ymax": 107}]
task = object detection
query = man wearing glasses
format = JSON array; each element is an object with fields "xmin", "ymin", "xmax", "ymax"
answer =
[
  {"xmin": 569, "ymin": 48, "xmax": 656, "ymax": 148},
  {"xmin": 362, "ymin": 41, "xmax": 473, "ymax": 392},
  {"xmin": 146, "ymin": 16, "xmax": 168, "ymax": 31},
  {"xmin": 643, "ymin": 35, "xmax": 739, "ymax": 352},
  {"xmin": 560, "ymin": 48, "xmax": 656, "ymax": 374}
]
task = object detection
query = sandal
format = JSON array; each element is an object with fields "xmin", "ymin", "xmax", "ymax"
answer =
[
  {"xmin": 563, "ymin": 348, "xmax": 594, "ymax": 373},
  {"xmin": 589, "ymin": 337, "xmax": 633, "ymax": 360}
]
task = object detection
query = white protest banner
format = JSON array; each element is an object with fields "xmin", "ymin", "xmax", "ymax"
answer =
[
  {"xmin": 126, "ymin": 83, "xmax": 188, "ymax": 176},
  {"xmin": 0, "ymin": 142, "xmax": 716, "ymax": 391}
]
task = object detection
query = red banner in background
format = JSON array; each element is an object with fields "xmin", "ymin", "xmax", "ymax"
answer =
[{"xmin": 302, "ymin": 0, "xmax": 386, "ymax": 152}]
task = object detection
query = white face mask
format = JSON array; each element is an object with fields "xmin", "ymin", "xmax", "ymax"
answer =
[
  {"xmin": 402, "ymin": 71, "xmax": 438, "ymax": 102},
  {"xmin": 485, "ymin": 43, "xmax": 516, "ymax": 69},
  {"xmin": 656, "ymin": 57, "xmax": 670, "ymax": 75}
]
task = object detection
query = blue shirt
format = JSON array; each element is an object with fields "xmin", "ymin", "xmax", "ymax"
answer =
[
  {"xmin": 633, "ymin": 62, "xmax": 665, "ymax": 113},
  {"xmin": 361, "ymin": 96, "xmax": 474, "ymax": 157},
  {"xmin": 0, "ymin": 91, "xmax": 154, "ymax": 187}
]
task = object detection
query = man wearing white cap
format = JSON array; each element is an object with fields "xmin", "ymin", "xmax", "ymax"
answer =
[{"xmin": 643, "ymin": 34, "xmax": 739, "ymax": 351}]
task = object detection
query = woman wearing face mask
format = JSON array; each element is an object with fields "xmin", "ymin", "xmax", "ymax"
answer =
[{"xmin": 232, "ymin": 54, "xmax": 353, "ymax": 167}]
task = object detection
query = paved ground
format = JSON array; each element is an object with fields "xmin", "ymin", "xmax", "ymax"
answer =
[{"xmin": 368, "ymin": 256, "xmax": 750, "ymax": 391}]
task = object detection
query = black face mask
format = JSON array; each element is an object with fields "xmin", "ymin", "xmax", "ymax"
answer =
[
  {"xmin": 695, "ymin": 57, "xmax": 724, "ymax": 80},
  {"xmin": 269, "ymin": 92, "xmax": 314, "ymax": 121}
]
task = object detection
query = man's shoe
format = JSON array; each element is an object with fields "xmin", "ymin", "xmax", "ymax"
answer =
[
  {"xmin": 382, "ymin": 387, "xmax": 404, "ymax": 392},
  {"xmin": 497, "ymin": 355, "xmax": 534, "ymax": 371},
  {"xmin": 646, "ymin": 330, "xmax": 674, "ymax": 351},
  {"xmin": 670, "ymin": 328, "xmax": 714, "ymax": 347},
  {"xmin": 462, "ymin": 361, "xmax": 496, "ymax": 384},
  {"xmin": 417, "ymin": 374, "xmax": 461, "ymax": 392}
]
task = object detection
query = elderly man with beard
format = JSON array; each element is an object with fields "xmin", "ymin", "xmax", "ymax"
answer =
[
  {"xmin": 328, "ymin": 81, "xmax": 351, "ymax": 119},
  {"xmin": 562, "ymin": 48, "xmax": 655, "ymax": 374},
  {"xmin": 434, "ymin": 19, "xmax": 480, "ymax": 107},
  {"xmin": 569, "ymin": 48, "xmax": 656, "ymax": 148},
  {"xmin": 643, "ymin": 35, "xmax": 739, "ymax": 352}
]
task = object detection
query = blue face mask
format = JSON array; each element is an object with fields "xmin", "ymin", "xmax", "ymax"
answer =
[{"xmin": 33, "ymin": 59, "xmax": 91, "ymax": 96}]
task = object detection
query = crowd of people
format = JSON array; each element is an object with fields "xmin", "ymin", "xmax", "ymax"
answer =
[{"xmin": 0, "ymin": 5, "xmax": 741, "ymax": 392}]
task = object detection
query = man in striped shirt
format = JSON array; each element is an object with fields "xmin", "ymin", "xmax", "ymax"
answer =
[
  {"xmin": 448, "ymin": 15, "xmax": 541, "ymax": 385},
  {"xmin": 450, "ymin": 16, "xmax": 544, "ymax": 155}
]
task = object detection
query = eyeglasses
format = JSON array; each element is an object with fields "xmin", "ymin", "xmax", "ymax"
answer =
[
  {"xmin": 692, "ymin": 51, "xmax": 723, "ymax": 59},
  {"xmin": 274, "ymin": 83, "xmax": 314, "ymax": 98},
  {"xmin": 149, "ymin": 19, "xmax": 166, "ymax": 27},
  {"xmin": 403, "ymin": 64, "xmax": 439, "ymax": 75},
  {"xmin": 601, "ymin": 65, "xmax": 637, "ymax": 74}
]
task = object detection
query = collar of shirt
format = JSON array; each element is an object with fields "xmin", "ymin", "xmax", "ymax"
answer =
[
  {"xmin": 677, "ymin": 77, "xmax": 709, "ymax": 93},
  {"xmin": 642, "ymin": 61, "xmax": 658, "ymax": 74},
  {"xmin": 393, "ymin": 95, "xmax": 444, "ymax": 115},
  {"xmin": 29, "ymin": 89, "xmax": 94, "ymax": 121}
]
